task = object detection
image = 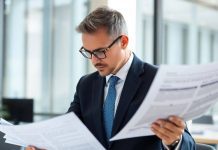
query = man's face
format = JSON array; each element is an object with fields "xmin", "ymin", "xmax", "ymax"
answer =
[{"xmin": 81, "ymin": 28, "xmax": 128, "ymax": 76}]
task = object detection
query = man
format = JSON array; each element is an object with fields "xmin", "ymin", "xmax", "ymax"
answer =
[{"xmin": 28, "ymin": 6, "xmax": 195, "ymax": 150}]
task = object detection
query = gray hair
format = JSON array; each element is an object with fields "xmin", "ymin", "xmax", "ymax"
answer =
[{"xmin": 76, "ymin": 6, "xmax": 128, "ymax": 38}]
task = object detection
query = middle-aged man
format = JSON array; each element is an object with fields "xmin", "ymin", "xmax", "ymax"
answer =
[{"xmin": 27, "ymin": 6, "xmax": 196, "ymax": 150}]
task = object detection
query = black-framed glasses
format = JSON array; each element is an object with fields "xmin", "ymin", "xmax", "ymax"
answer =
[{"xmin": 79, "ymin": 35, "xmax": 122, "ymax": 59}]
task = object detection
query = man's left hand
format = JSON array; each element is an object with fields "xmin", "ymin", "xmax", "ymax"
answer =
[{"xmin": 151, "ymin": 115, "xmax": 185, "ymax": 145}]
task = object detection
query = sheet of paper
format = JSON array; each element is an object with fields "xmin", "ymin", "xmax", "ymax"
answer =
[
  {"xmin": 4, "ymin": 134, "xmax": 26, "ymax": 147},
  {"xmin": 111, "ymin": 62, "xmax": 218, "ymax": 141},
  {"xmin": 0, "ymin": 113, "xmax": 105, "ymax": 150},
  {"xmin": 0, "ymin": 118, "xmax": 26, "ymax": 146},
  {"xmin": 0, "ymin": 118, "xmax": 13, "ymax": 125}
]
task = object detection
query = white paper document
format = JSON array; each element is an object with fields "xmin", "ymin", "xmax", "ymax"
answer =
[
  {"xmin": 0, "ymin": 118, "xmax": 13, "ymax": 125},
  {"xmin": 0, "ymin": 113, "xmax": 105, "ymax": 150},
  {"xmin": 111, "ymin": 62, "xmax": 218, "ymax": 141}
]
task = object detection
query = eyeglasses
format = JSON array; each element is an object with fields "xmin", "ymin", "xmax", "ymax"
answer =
[{"xmin": 79, "ymin": 36, "xmax": 122, "ymax": 59}]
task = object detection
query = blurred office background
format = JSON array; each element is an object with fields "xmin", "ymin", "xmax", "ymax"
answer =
[
  {"xmin": 1, "ymin": 0, "xmax": 218, "ymax": 149},
  {"xmin": 0, "ymin": 0, "xmax": 218, "ymax": 122}
]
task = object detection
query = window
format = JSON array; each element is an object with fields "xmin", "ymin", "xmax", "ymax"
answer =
[
  {"xmin": 163, "ymin": 0, "xmax": 218, "ymax": 65},
  {"xmin": 163, "ymin": 0, "xmax": 218, "ymax": 116},
  {"xmin": 3, "ymin": 0, "xmax": 88, "ymax": 114}
]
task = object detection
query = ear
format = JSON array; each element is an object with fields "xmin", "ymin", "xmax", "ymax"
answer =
[{"xmin": 120, "ymin": 35, "xmax": 128, "ymax": 48}]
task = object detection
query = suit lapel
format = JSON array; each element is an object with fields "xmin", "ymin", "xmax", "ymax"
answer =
[
  {"xmin": 112, "ymin": 56, "xmax": 145, "ymax": 137},
  {"xmin": 91, "ymin": 75, "xmax": 108, "ymax": 147}
]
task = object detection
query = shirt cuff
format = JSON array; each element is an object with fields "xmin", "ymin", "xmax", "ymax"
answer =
[{"xmin": 162, "ymin": 135, "xmax": 182, "ymax": 150}]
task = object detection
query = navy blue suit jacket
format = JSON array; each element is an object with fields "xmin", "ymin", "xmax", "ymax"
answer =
[{"xmin": 68, "ymin": 55, "xmax": 196, "ymax": 150}]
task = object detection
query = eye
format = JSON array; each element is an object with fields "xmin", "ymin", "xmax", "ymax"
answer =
[
  {"xmin": 93, "ymin": 49, "xmax": 107, "ymax": 59},
  {"xmin": 94, "ymin": 50, "xmax": 104, "ymax": 54}
]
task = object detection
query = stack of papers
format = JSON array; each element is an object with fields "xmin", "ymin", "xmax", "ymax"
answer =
[{"xmin": 0, "ymin": 113, "xmax": 105, "ymax": 150}]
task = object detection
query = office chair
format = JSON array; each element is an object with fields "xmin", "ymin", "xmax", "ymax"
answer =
[{"xmin": 196, "ymin": 143, "xmax": 216, "ymax": 150}]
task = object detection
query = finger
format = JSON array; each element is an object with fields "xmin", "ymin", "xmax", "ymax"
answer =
[
  {"xmin": 158, "ymin": 119, "xmax": 185, "ymax": 136},
  {"xmin": 152, "ymin": 122, "xmax": 178, "ymax": 140},
  {"xmin": 169, "ymin": 116, "xmax": 185, "ymax": 128},
  {"xmin": 151, "ymin": 123, "xmax": 173, "ymax": 145}
]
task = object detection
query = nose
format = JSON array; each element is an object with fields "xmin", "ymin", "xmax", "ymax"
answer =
[{"xmin": 91, "ymin": 54, "xmax": 100, "ymax": 63}]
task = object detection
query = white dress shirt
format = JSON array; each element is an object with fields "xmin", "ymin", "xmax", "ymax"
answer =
[{"xmin": 104, "ymin": 53, "xmax": 133, "ymax": 115}]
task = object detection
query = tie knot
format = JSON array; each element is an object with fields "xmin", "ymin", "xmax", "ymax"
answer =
[{"xmin": 109, "ymin": 76, "xmax": 119, "ymax": 86}]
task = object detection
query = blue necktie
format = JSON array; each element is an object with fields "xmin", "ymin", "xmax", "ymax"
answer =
[{"xmin": 103, "ymin": 76, "xmax": 119, "ymax": 140}]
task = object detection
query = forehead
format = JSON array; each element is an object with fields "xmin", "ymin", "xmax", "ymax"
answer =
[{"xmin": 82, "ymin": 29, "xmax": 113, "ymax": 50}]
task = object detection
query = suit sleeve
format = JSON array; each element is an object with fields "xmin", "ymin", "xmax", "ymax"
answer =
[
  {"xmin": 179, "ymin": 128, "xmax": 196, "ymax": 150},
  {"xmin": 67, "ymin": 76, "xmax": 84, "ymax": 120}
]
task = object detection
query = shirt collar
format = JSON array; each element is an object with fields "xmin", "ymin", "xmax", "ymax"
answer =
[{"xmin": 106, "ymin": 53, "xmax": 134, "ymax": 85}]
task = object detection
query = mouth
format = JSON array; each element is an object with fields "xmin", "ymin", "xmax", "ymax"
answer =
[{"xmin": 95, "ymin": 64, "xmax": 106, "ymax": 71}]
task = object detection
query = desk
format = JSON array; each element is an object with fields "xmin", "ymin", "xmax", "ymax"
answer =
[
  {"xmin": 191, "ymin": 124, "xmax": 218, "ymax": 145},
  {"xmin": 193, "ymin": 135, "xmax": 218, "ymax": 144}
]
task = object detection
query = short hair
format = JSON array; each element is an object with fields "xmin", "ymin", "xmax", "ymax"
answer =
[{"xmin": 76, "ymin": 6, "xmax": 128, "ymax": 38}]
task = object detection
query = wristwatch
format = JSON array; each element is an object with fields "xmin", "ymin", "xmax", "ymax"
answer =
[{"xmin": 167, "ymin": 139, "xmax": 180, "ymax": 150}]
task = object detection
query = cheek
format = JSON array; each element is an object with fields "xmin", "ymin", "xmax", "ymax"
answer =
[
  {"xmin": 104, "ymin": 50, "xmax": 123, "ymax": 66},
  {"xmin": 112, "ymin": 51, "xmax": 123, "ymax": 63},
  {"xmin": 91, "ymin": 58, "xmax": 96, "ymax": 64},
  {"xmin": 106, "ymin": 56, "xmax": 116, "ymax": 65}
]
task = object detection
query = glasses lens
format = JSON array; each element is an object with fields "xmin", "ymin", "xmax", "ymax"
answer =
[
  {"xmin": 80, "ymin": 48, "xmax": 92, "ymax": 59},
  {"xmin": 93, "ymin": 49, "xmax": 106, "ymax": 59}
]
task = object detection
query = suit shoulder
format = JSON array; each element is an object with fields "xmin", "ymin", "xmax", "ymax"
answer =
[
  {"xmin": 79, "ymin": 71, "xmax": 100, "ymax": 83},
  {"xmin": 140, "ymin": 62, "xmax": 158, "ymax": 80},
  {"xmin": 143, "ymin": 62, "xmax": 158, "ymax": 73},
  {"xmin": 132, "ymin": 54, "xmax": 158, "ymax": 75}
]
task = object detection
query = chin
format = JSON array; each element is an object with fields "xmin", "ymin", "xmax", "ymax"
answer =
[
  {"xmin": 99, "ymin": 72, "xmax": 107, "ymax": 77},
  {"xmin": 98, "ymin": 70, "xmax": 110, "ymax": 77}
]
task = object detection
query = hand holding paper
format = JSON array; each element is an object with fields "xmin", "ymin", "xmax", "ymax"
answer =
[{"xmin": 151, "ymin": 116, "xmax": 185, "ymax": 145}]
